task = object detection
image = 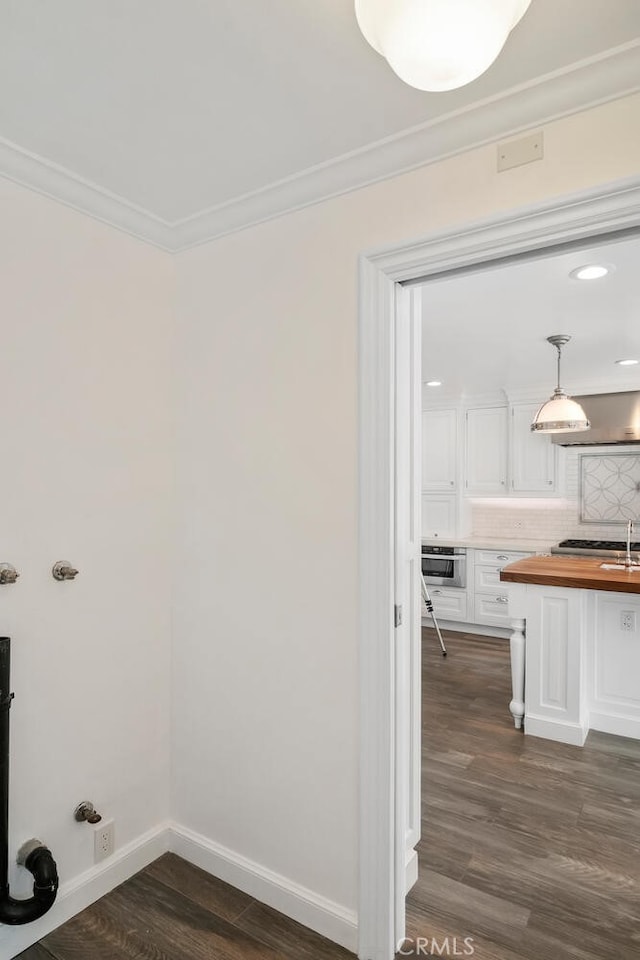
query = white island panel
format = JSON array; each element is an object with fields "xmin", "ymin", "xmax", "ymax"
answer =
[{"xmin": 588, "ymin": 593, "xmax": 640, "ymax": 739}]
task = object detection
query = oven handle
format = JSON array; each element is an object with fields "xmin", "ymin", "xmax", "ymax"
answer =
[{"xmin": 421, "ymin": 554, "xmax": 465, "ymax": 561}]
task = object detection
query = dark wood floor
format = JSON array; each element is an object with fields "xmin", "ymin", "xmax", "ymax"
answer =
[
  {"xmin": 17, "ymin": 629, "xmax": 640, "ymax": 960},
  {"xmin": 16, "ymin": 852, "xmax": 354, "ymax": 960},
  {"xmin": 406, "ymin": 628, "xmax": 640, "ymax": 960}
]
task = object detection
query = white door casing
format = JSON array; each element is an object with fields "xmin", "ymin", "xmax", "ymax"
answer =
[
  {"xmin": 358, "ymin": 176, "xmax": 640, "ymax": 960},
  {"xmin": 393, "ymin": 285, "xmax": 423, "ymax": 944}
]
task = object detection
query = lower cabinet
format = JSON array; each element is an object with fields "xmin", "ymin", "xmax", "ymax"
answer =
[
  {"xmin": 420, "ymin": 546, "xmax": 535, "ymax": 631},
  {"xmin": 473, "ymin": 550, "xmax": 531, "ymax": 627},
  {"xmin": 424, "ymin": 586, "xmax": 467, "ymax": 622}
]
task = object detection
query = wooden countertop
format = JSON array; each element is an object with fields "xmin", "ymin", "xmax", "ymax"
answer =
[{"xmin": 500, "ymin": 554, "xmax": 640, "ymax": 594}]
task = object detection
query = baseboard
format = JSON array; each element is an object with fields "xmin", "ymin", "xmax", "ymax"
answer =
[
  {"xmin": 168, "ymin": 823, "xmax": 358, "ymax": 953},
  {"xmin": 588, "ymin": 711, "xmax": 640, "ymax": 740},
  {"xmin": 1, "ymin": 821, "xmax": 171, "ymax": 960},
  {"xmin": 422, "ymin": 617, "xmax": 510, "ymax": 639},
  {"xmin": 405, "ymin": 849, "xmax": 418, "ymax": 894},
  {"xmin": 0, "ymin": 821, "xmax": 359, "ymax": 959},
  {"xmin": 525, "ymin": 714, "xmax": 589, "ymax": 746}
]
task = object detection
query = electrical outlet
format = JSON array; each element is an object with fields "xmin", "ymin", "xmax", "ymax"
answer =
[
  {"xmin": 93, "ymin": 819, "xmax": 115, "ymax": 862},
  {"xmin": 620, "ymin": 611, "xmax": 636, "ymax": 632}
]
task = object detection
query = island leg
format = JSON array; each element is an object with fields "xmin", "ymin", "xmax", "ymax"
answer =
[{"xmin": 509, "ymin": 617, "xmax": 526, "ymax": 730}]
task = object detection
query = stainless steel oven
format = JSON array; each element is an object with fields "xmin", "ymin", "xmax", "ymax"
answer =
[{"xmin": 421, "ymin": 545, "xmax": 466, "ymax": 588}]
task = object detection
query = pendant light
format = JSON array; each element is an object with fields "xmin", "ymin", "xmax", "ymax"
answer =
[
  {"xmin": 355, "ymin": 0, "xmax": 532, "ymax": 92},
  {"xmin": 531, "ymin": 335, "xmax": 590, "ymax": 434}
]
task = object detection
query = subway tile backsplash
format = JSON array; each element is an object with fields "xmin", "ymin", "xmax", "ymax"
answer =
[{"xmin": 471, "ymin": 448, "xmax": 636, "ymax": 542}]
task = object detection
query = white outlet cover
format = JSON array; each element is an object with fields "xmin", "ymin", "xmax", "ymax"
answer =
[{"xmin": 93, "ymin": 819, "xmax": 115, "ymax": 863}]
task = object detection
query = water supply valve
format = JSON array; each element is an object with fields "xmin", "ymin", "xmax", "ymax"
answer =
[
  {"xmin": 0, "ymin": 564, "xmax": 19, "ymax": 585},
  {"xmin": 52, "ymin": 562, "xmax": 79, "ymax": 582},
  {"xmin": 74, "ymin": 801, "xmax": 102, "ymax": 825}
]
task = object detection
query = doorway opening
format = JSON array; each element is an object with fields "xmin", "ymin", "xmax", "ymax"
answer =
[{"xmin": 358, "ymin": 176, "xmax": 640, "ymax": 960}]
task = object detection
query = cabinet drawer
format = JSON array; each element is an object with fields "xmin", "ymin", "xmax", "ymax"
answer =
[
  {"xmin": 474, "ymin": 592, "xmax": 511, "ymax": 626},
  {"xmin": 475, "ymin": 566, "xmax": 504, "ymax": 591},
  {"xmin": 424, "ymin": 587, "xmax": 467, "ymax": 621},
  {"xmin": 475, "ymin": 550, "xmax": 530, "ymax": 567}
]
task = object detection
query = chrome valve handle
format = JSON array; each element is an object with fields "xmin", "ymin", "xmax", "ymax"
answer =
[
  {"xmin": 0, "ymin": 564, "xmax": 19, "ymax": 585},
  {"xmin": 52, "ymin": 562, "xmax": 79, "ymax": 581}
]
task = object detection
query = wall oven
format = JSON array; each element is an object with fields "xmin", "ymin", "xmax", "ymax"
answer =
[{"xmin": 421, "ymin": 545, "xmax": 466, "ymax": 588}]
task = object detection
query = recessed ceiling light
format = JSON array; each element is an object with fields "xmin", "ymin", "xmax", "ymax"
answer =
[
  {"xmin": 615, "ymin": 359, "xmax": 639, "ymax": 366},
  {"xmin": 426, "ymin": 380, "xmax": 442, "ymax": 387},
  {"xmin": 569, "ymin": 264, "xmax": 610, "ymax": 281}
]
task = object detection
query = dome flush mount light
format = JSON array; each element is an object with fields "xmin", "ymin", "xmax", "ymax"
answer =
[
  {"xmin": 426, "ymin": 380, "xmax": 442, "ymax": 387},
  {"xmin": 616, "ymin": 359, "xmax": 639, "ymax": 366},
  {"xmin": 355, "ymin": 0, "xmax": 533, "ymax": 92},
  {"xmin": 531, "ymin": 335, "xmax": 590, "ymax": 435}
]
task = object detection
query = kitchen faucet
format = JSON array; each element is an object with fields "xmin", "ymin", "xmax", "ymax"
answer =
[{"xmin": 625, "ymin": 519, "xmax": 635, "ymax": 568}]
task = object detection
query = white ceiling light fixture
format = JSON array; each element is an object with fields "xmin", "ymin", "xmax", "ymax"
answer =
[
  {"xmin": 569, "ymin": 264, "xmax": 610, "ymax": 281},
  {"xmin": 355, "ymin": 0, "xmax": 532, "ymax": 92},
  {"xmin": 426, "ymin": 380, "xmax": 442, "ymax": 387},
  {"xmin": 616, "ymin": 359, "xmax": 639, "ymax": 366},
  {"xmin": 531, "ymin": 335, "xmax": 590, "ymax": 434}
]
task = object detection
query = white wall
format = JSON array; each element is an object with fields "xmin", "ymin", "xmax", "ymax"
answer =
[
  {"xmin": 0, "ymin": 90, "xmax": 637, "ymax": 957},
  {"xmin": 172, "ymin": 94, "xmax": 640, "ymax": 919},
  {"xmin": 0, "ymin": 180, "xmax": 173, "ymax": 955}
]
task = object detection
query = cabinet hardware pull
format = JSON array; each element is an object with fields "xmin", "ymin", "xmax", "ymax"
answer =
[
  {"xmin": 496, "ymin": 555, "xmax": 509, "ymax": 561},
  {"xmin": 496, "ymin": 596, "xmax": 509, "ymax": 603}
]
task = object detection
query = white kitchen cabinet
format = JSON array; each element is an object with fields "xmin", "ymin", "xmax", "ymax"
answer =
[
  {"xmin": 421, "ymin": 494, "xmax": 456, "ymax": 539},
  {"xmin": 473, "ymin": 549, "xmax": 531, "ymax": 627},
  {"xmin": 425, "ymin": 586, "xmax": 467, "ymax": 622},
  {"xmin": 465, "ymin": 406, "xmax": 508, "ymax": 496},
  {"xmin": 510, "ymin": 402, "xmax": 557, "ymax": 493},
  {"xmin": 422, "ymin": 409, "xmax": 457, "ymax": 491}
]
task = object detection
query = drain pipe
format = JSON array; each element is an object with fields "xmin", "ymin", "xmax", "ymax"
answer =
[{"xmin": 0, "ymin": 637, "xmax": 58, "ymax": 924}]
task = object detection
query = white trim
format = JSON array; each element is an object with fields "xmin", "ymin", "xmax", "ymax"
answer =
[
  {"xmin": 524, "ymin": 714, "xmax": 589, "ymax": 746},
  {"xmin": 589, "ymin": 712, "xmax": 640, "ymax": 740},
  {"xmin": 169, "ymin": 823, "xmax": 358, "ymax": 953},
  {"xmin": 174, "ymin": 42, "xmax": 640, "ymax": 251},
  {"xmin": 358, "ymin": 176, "xmax": 640, "ymax": 960},
  {"xmin": 0, "ymin": 43, "xmax": 637, "ymax": 251},
  {"xmin": 405, "ymin": 850, "xmax": 418, "ymax": 894},
  {"xmin": 423, "ymin": 618, "xmax": 511, "ymax": 640},
  {"xmin": 0, "ymin": 822, "xmax": 171, "ymax": 958},
  {"xmin": 0, "ymin": 135, "xmax": 175, "ymax": 251}
]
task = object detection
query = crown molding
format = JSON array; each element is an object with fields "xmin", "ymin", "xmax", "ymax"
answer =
[
  {"xmin": 0, "ymin": 40, "xmax": 638, "ymax": 252},
  {"xmin": 0, "ymin": 136, "xmax": 175, "ymax": 250}
]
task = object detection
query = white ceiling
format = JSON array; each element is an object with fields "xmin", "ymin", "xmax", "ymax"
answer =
[
  {"xmin": 0, "ymin": 1, "xmax": 638, "ymax": 249},
  {"xmin": 420, "ymin": 232, "xmax": 640, "ymax": 398}
]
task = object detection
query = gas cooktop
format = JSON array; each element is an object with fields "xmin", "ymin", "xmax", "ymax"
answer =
[{"xmin": 551, "ymin": 538, "xmax": 640, "ymax": 557}]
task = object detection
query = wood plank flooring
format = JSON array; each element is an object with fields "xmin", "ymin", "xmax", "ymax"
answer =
[
  {"xmin": 405, "ymin": 628, "xmax": 640, "ymax": 960},
  {"xmin": 17, "ymin": 629, "xmax": 640, "ymax": 960},
  {"xmin": 16, "ymin": 853, "xmax": 354, "ymax": 960}
]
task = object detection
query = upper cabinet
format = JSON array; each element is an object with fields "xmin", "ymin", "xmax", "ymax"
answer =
[
  {"xmin": 465, "ymin": 406, "xmax": 508, "ymax": 495},
  {"xmin": 510, "ymin": 402, "xmax": 557, "ymax": 493},
  {"xmin": 422, "ymin": 398, "xmax": 561, "ymax": 505},
  {"xmin": 422, "ymin": 409, "xmax": 457, "ymax": 491}
]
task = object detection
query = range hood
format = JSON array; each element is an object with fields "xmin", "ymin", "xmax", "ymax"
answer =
[{"xmin": 551, "ymin": 391, "xmax": 640, "ymax": 445}]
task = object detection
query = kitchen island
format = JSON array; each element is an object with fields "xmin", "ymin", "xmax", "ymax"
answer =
[{"xmin": 500, "ymin": 555, "xmax": 640, "ymax": 745}]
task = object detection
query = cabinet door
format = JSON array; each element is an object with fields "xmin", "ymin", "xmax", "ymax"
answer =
[
  {"xmin": 421, "ymin": 494, "xmax": 456, "ymax": 539},
  {"xmin": 422, "ymin": 409, "xmax": 457, "ymax": 491},
  {"xmin": 465, "ymin": 406, "xmax": 508, "ymax": 495},
  {"xmin": 511, "ymin": 402, "xmax": 556, "ymax": 493}
]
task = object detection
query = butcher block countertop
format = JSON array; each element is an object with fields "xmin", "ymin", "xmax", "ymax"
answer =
[{"xmin": 500, "ymin": 555, "xmax": 640, "ymax": 594}]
